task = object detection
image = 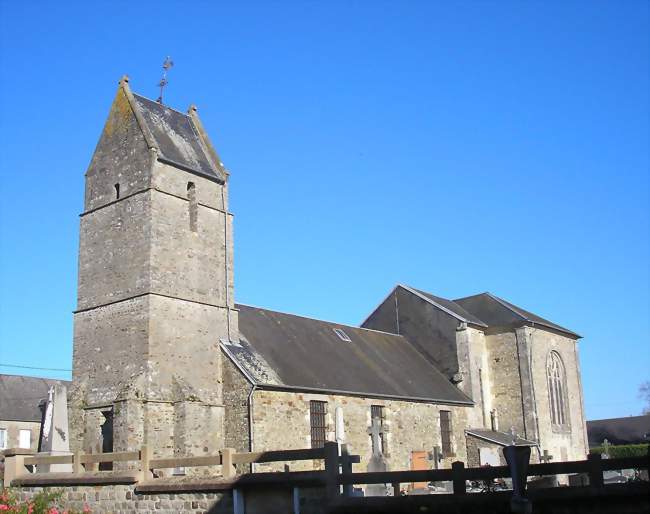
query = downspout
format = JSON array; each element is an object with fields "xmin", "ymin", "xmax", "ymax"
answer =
[
  {"xmin": 514, "ymin": 329, "xmax": 528, "ymax": 440},
  {"xmin": 247, "ymin": 384, "xmax": 257, "ymax": 473},
  {"xmin": 221, "ymin": 185, "xmax": 231, "ymax": 339},
  {"xmin": 528, "ymin": 325, "xmax": 542, "ymax": 459}
]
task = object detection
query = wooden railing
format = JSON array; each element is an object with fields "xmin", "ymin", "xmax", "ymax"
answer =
[
  {"xmin": 321, "ymin": 441, "xmax": 650, "ymax": 501},
  {"xmin": 2, "ymin": 445, "xmax": 334, "ymax": 487}
]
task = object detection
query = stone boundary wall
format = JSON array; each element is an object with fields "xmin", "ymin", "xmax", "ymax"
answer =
[
  {"xmin": 15, "ymin": 484, "xmax": 327, "ymax": 514},
  {"xmin": 16, "ymin": 485, "xmax": 233, "ymax": 514}
]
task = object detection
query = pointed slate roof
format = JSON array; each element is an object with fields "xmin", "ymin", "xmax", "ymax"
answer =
[
  {"xmin": 402, "ymin": 285, "xmax": 488, "ymax": 327},
  {"xmin": 223, "ymin": 304, "xmax": 473, "ymax": 405},
  {"xmin": 454, "ymin": 292, "xmax": 580, "ymax": 338},
  {"xmin": 131, "ymin": 93, "xmax": 225, "ymax": 182}
]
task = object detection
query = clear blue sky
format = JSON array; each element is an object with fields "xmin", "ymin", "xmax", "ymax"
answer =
[{"xmin": 0, "ymin": 1, "xmax": 648, "ymax": 421}]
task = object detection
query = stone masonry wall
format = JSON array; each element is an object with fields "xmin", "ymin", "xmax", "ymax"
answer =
[
  {"xmin": 251, "ymin": 390, "xmax": 471, "ymax": 474},
  {"xmin": 528, "ymin": 327, "xmax": 588, "ymax": 462},
  {"xmin": 222, "ymin": 355, "xmax": 253, "ymax": 462},
  {"xmin": 15, "ymin": 485, "xmax": 328, "ymax": 514},
  {"xmin": 485, "ymin": 331, "xmax": 525, "ymax": 436},
  {"xmin": 16, "ymin": 485, "xmax": 234, "ymax": 514}
]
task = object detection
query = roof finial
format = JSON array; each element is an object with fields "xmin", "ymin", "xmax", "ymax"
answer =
[{"xmin": 156, "ymin": 56, "xmax": 174, "ymax": 105}]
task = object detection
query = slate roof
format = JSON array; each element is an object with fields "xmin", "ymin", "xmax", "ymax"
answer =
[
  {"xmin": 454, "ymin": 292, "xmax": 580, "ymax": 338},
  {"xmin": 586, "ymin": 415, "xmax": 650, "ymax": 447},
  {"xmin": 404, "ymin": 285, "xmax": 487, "ymax": 327},
  {"xmin": 131, "ymin": 93, "xmax": 225, "ymax": 183},
  {"xmin": 0, "ymin": 374, "xmax": 71, "ymax": 422},
  {"xmin": 465, "ymin": 428, "xmax": 537, "ymax": 447},
  {"xmin": 223, "ymin": 304, "xmax": 473, "ymax": 405}
]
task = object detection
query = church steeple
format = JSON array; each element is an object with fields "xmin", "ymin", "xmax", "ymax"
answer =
[{"xmin": 71, "ymin": 77, "xmax": 236, "ymax": 459}]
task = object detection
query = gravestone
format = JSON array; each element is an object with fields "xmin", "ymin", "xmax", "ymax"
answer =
[
  {"xmin": 365, "ymin": 417, "xmax": 389, "ymax": 496},
  {"xmin": 38, "ymin": 384, "xmax": 72, "ymax": 472}
]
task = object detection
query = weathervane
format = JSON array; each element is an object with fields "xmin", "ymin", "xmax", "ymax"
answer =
[{"xmin": 157, "ymin": 56, "xmax": 174, "ymax": 104}]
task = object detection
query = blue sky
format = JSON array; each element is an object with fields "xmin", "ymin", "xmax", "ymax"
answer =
[{"xmin": 0, "ymin": 1, "xmax": 648, "ymax": 420}]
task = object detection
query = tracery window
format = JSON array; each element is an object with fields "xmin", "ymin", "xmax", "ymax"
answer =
[{"xmin": 547, "ymin": 351, "xmax": 568, "ymax": 427}]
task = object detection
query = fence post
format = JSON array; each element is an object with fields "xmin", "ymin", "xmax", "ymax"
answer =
[
  {"xmin": 587, "ymin": 453, "xmax": 604, "ymax": 489},
  {"xmin": 324, "ymin": 442, "xmax": 340, "ymax": 502},
  {"xmin": 221, "ymin": 448, "xmax": 236, "ymax": 479},
  {"xmin": 452, "ymin": 461, "xmax": 466, "ymax": 495},
  {"xmin": 139, "ymin": 445, "xmax": 152, "ymax": 482},
  {"xmin": 3, "ymin": 452, "xmax": 28, "ymax": 487},
  {"xmin": 340, "ymin": 444, "xmax": 353, "ymax": 497},
  {"xmin": 73, "ymin": 449, "xmax": 83, "ymax": 474}
]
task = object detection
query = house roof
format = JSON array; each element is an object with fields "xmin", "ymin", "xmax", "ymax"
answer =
[
  {"xmin": 223, "ymin": 304, "xmax": 473, "ymax": 405},
  {"xmin": 586, "ymin": 414, "xmax": 650, "ymax": 447},
  {"xmin": 465, "ymin": 428, "xmax": 537, "ymax": 447},
  {"xmin": 0, "ymin": 374, "xmax": 71, "ymax": 422},
  {"xmin": 454, "ymin": 292, "xmax": 581, "ymax": 339},
  {"xmin": 404, "ymin": 285, "xmax": 487, "ymax": 327},
  {"xmin": 130, "ymin": 93, "xmax": 226, "ymax": 182}
]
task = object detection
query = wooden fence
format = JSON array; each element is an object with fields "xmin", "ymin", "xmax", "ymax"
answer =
[
  {"xmin": 2, "ymin": 446, "xmax": 342, "ymax": 488},
  {"xmin": 3, "ymin": 443, "xmax": 648, "ymax": 504}
]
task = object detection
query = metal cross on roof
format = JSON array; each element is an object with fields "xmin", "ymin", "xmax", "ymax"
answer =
[{"xmin": 157, "ymin": 56, "xmax": 174, "ymax": 105}]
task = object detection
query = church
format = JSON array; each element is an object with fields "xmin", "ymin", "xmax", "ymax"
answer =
[{"xmin": 68, "ymin": 76, "xmax": 589, "ymax": 477}]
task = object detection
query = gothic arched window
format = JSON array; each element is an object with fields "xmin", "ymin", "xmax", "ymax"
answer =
[
  {"xmin": 187, "ymin": 182, "xmax": 197, "ymax": 232},
  {"xmin": 547, "ymin": 351, "xmax": 568, "ymax": 427}
]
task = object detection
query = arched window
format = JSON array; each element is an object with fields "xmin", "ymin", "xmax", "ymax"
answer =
[
  {"xmin": 114, "ymin": 183, "xmax": 120, "ymax": 200},
  {"xmin": 547, "ymin": 351, "xmax": 568, "ymax": 426},
  {"xmin": 187, "ymin": 182, "xmax": 197, "ymax": 232}
]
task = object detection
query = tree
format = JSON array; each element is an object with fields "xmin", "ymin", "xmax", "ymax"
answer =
[{"xmin": 639, "ymin": 380, "xmax": 650, "ymax": 415}]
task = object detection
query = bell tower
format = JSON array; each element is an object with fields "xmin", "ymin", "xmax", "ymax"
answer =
[{"xmin": 70, "ymin": 76, "xmax": 237, "ymax": 458}]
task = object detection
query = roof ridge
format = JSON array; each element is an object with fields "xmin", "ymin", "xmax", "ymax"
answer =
[
  {"xmin": 401, "ymin": 284, "xmax": 488, "ymax": 327},
  {"xmin": 235, "ymin": 302, "xmax": 407, "ymax": 337},
  {"xmin": 131, "ymin": 91, "xmax": 192, "ymax": 118}
]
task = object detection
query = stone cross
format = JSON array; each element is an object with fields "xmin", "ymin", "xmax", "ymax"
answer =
[
  {"xmin": 38, "ymin": 384, "xmax": 72, "ymax": 472},
  {"xmin": 540, "ymin": 450, "xmax": 553, "ymax": 463},
  {"xmin": 335, "ymin": 406, "xmax": 346, "ymax": 445},
  {"xmin": 367, "ymin": 416, "xmax": 383, "ymax": 456},
  {"xmin": 602, "ymin": 439, "xmax": 610, "ymax": 458},
  {"xmin": 510, "ymin": 427, "xmax": 518, "ymax": 445}
]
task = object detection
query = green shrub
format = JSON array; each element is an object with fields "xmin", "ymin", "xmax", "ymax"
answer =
[{"xmin": 590, "ymin": 443, "xmax": 649, "ymax": 459}]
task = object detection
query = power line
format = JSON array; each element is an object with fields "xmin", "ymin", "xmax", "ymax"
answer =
[{"xmin": 0, "ymin": 363, "xmax": 72, "ymax": 372}]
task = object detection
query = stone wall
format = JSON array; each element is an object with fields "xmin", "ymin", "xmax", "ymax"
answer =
[
  {"xmin": 222, "ymin": 355, "xmax": 253, "ymax": 463},
  {"xmin": 71, "ymin": 90, "xmax": 236, "ymax": 463},
  {"xmin": 485, "ymin": 331, "xmax": 525, "ymax": 437},
  {"xmin": 250, "ymin": 389, "xmax": 471, "ymax": 473},
  {"xmin": 14, "ymin": 484, "xmax": 327, "ymax": 514},
  {"xmin": 528, "ymin": 327, "xmax": 588, "ymax": 462},
  {"xmin": 16, "ymin": 485, "xmax": 234, "ymax": 514}
]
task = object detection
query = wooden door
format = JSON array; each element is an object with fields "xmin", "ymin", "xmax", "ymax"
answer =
[{"xmin": 411, "ymin": 451, "xmax": 428, "ymax": 489}]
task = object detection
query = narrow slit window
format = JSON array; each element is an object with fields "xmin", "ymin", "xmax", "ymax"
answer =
[
  {"xmin": 187, "ymin": 182, "xmax": 197, "ymax": 232},
  {"xmin": 114, "ymin": 183, "xmax": 120, "ymax": 199},
  {"xmin": 440, "ymin": 410, "xmax": 453, "ymax": 457}
]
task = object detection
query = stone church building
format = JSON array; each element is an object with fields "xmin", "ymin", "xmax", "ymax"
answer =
[{"xmin": 68, "ymin": 77, "xmax": 588, "ymax": 476}]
